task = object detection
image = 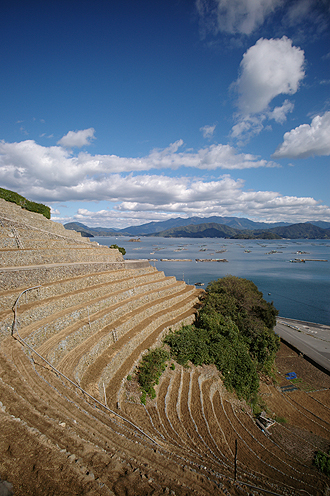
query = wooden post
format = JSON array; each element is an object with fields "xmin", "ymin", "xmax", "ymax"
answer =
[
  {"xmin": 234, "ymin": 439, "xmax": 238, "ymax": 481},
  {"xmin": 103, "ymin": 382, "xmax": 107, "ymax": 406}
]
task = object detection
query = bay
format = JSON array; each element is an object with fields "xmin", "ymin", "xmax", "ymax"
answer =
[{"xmin": 92, "ymin": 236, "xmax": 330, "ymax": 326}]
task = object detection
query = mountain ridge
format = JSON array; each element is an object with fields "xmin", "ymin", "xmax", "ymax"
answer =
[
  {"xmin": 64, "ymin": 216, "xmax": 330, "ymax": 238},
  {"xmin": 152, "ymin": 222, "xmax": 330, "ymax": 239}
]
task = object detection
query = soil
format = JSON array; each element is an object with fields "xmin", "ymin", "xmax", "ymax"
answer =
[{"xmin": 1, "ymin": 339, "xmax": 330, "ymax": 496}]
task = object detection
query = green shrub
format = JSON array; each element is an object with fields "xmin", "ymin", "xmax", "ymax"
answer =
[
  {"xmin": 200, "ymin": 276, "xmax": 280, "ymax": 371},
  {"xmin": 163, "ymin": 276, "xmax": 279, "ymax": 402},
  {"xmin": 314, "ymin": 450, "xmax": 330, "ymax": 476},
  {"xmin": 137, "ymin": 348, "xmax": 170, "ymax": 398},
  {"xmin": 127, "ymin": 375, "xmax": 132, "ymax": 381},
  {"xmin": 275, "ymin": 416, "xmax": 287, "ymax": 424},
  {"xmin": 165, "ymin": 319, "xmax": 259, "ymax": 401},
  {"xmin": 109, "ymin": 244, "xmax": 126, "ymax": 256},
  {"xmin": 0, "ymin": 187, "xmax": 50, "ymax": 219}
]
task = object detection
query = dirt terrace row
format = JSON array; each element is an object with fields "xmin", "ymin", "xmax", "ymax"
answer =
[{"xmin": 122, "ymin": 365, "xmax": 329, "ymax": 496}]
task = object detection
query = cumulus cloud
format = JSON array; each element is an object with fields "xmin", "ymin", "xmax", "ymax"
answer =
[
  {"xmin": 57, "ymin": 128, "xmax": 95, "ymax": 148},
  {"xmin": 196, "ymin": 0, "xmax": 283, "ymax": 36},
  {"xmin": 230, "ymin": 36, "xmax": 304, "ymax": 140},
  {"xmin": 267, "ymin": 99, "xmax": 294, "ymax": 123},
  {"xmin": 272, "ymin": 111, "xmax": 330, "ymax": 158},
  {"xmin": 0, "ymin": 137, "xmax": 278, "ymax": 198},
  {"xmin": 234, "ymin": 37, "xmax": 305, "ymax": 115},
  {"xmin": 200, "ymin": 124, "xmax": 216, "ymax": 139},
  {"xmin": 1, "ymin": 134, "xmax": 329, "ymax": 226},
  {"xmin": 51, "ymin": 173, "xmax": 330, "ymax": 228}
]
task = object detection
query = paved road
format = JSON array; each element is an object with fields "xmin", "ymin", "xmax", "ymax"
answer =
[{"xmin": 275, "ymin": 317, "xmax": 330, "ymax": 372}]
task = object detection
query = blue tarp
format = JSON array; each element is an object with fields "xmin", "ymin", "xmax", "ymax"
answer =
[{"xmin": 285, "ymin": 372, "xmax": 297, "ymax": 380}]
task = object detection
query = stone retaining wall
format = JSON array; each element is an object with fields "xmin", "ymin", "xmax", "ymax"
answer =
[
  {"xmin": 1, "ymin": 271, "xmax": 176, "ymax": 338},
  {"xmin": 0, "ymin": 265, "xmax": 158, "ymax": 312},
  {"xmin": 0, "ymin": 245, "xmax": 123, "ymax": 267},
  {"xmin": 0, "ymin": 198, "xmax": 201, "ymax": 404},
  {"xmin": 0, "ymin": 237, "xmax": 94, "ymax": 250},
  {"xmin": 23, "ymin": 280, "xmax": 187, "ymax": 353},
  {"xmin": 97, "ymin": 296, "xmax": 198, "ymax": 397},
  {"xmin": 0, "ymin": 260, "xmax": 150, "ymax": 291},
  {"xmin": 74, "ymin": 286, "xmax": 196, "ymax": 383}
]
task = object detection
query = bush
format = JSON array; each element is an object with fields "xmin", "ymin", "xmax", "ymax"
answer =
[
  {"xmin": 137, "ymin": 348, "xmax": 170, "ymax": 398},
  {"xmin": 200, "ymin": 276, "xmax": 280, "ymax": 370},
  {"xmin": 314, "ymin": 450, "xmax": 330, "ymax": 476},
  {"xmin": 165, "ymin": 318, "xmax": 259, "ymax": 401},
  {"xmin": 0, "ymin": 187, "xmax": 51, "ymax": 219},
  {"xmin": 163, "ymin": 276, "xmax": 279, "ymax": 402},
  {"xmin": 109, "ymin": 244, "xmax": 126, "ymax": 256}
]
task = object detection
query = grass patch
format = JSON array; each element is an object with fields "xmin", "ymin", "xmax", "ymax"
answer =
[
  {"xmin": 275, "ymin": 416, "xmax": 287, "ymax": 424},
  {"xmin": 137, "ymin": 348, "xmax": 170, "ymax": 400}
]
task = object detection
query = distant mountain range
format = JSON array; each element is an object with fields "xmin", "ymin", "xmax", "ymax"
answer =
[
  {"xmin": 151, "ymin": 222, "xmax": 330, "ymax": 239},
  {"xmin": 64, "ymin": 216, "xmax": 330, "ymax": 239}
]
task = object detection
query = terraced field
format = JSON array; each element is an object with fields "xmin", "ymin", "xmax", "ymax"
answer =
[{"xmin": 0, "ymin": 198, "xmax": 329, "ymax": 495}]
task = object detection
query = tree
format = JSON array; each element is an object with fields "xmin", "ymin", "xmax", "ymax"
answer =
[{"xmin": 200, "ymin": 276, "xmax": 279, "ymax": 369}]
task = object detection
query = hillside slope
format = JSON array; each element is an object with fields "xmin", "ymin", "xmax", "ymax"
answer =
[{"xmin": 1, "ymin": 198, "xmax": 329, "ymax": 495}]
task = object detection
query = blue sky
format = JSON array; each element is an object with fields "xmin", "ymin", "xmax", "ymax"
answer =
[{"xmin": 1, "ymin": 0, "xmax": 330, "ymax": 228}]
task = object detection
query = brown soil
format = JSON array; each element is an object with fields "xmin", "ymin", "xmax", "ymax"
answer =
[{"xmin": 1, "ymin": 338, "xmax": 330, "ymax": 496}]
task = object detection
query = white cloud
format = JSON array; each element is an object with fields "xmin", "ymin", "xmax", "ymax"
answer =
[
  {"xmin": 230, "ymin": 36, "xmax": 304, "ymax": 140},
  {"xmin": 1, "ymin": 134, "xmax": 329, "ymax": 226},
  {"xmin": 283, "ymin": 0, "xmax": 330, "ymax": 32},
  {"xmin": 51, "ymin": 174, "xmax": 330, "ymax": 228},
  {"xmin": 0, "ymin": 138, "xmax": 278, "ymax": 199},
  {"xmin": 57, "ymin": 128, "xmax": 95, "ymax": 148},
  {"xmin": 234, "ymin": 37, "xmax": 305, "ymax": 115},
  {"xmin": 272, "ymin": 111, "xmax": 330, "ymax": 158},
  {"xmin": 267, "ymin": 99, "xmax": 294, "ymax": 123},
  {"xmin": 231, "ymin": 114, "xmax": 266, "ymax": 141},
  {"xmin": 200, "ymin": 124, "xmax": 216, "ymax": 139},
  {"xmin": 196, "ymin": 0, "xmax": 283, "ymax": 36},
  {"xmin": 50, "ymin": 207, "xmax": 60, "ymax": 215}
]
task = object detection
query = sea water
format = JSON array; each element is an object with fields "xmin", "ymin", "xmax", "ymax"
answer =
[{"xmin": 92, "ymin": 236, "xmax": 330, "ymax": 326}]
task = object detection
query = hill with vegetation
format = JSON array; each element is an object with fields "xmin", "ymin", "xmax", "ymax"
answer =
[
  {"xmin": 0, "ymin": 187, "xmax": 50, "ymax": 219},
  {"xmin": 152, "ymin": 221, "xmax": 330, "ymax": 239},
  {"xmin": 265, "ymin": 222, "xmax": 330, "ymax": 239},
  {"xmin": 63, "ymin": 221, "xmax": 117, "ymax": 236},
  {"xmin": 64, "ymin": 218, "xmax": 330, "ymax": 239},
  {"xmin": 64, "ymin": 215, "xmax": 291, "ymax": 236},
  {"xmin": 139, "ymin": 276, "xmax": 279, "ymax": 407}
]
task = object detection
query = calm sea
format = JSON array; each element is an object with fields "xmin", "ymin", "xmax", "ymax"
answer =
[{"xmin": 92, "ymin": 236, "xmax": 330, "ymax": 326}]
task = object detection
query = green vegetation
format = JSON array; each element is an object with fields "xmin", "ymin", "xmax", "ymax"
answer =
[
  {"xmin": 165, "ymin": 321, "xmax": 260, "ymax": 401},
  {"xmin": 137, "ymin": 348, "xmax": 170, "ymax": 400},
  {"xmin": 201, "ymin": 276, "xmax": 279, "ymax": 373},
  {"xmin": 0, "ymin": 187, "xmax": 50, "ymax": 219},
  {"xmin": 109, "ymin": 244, "xmax": 126, "ymax": 255},
  {"xmin": 275, "ymin": 416, "xmax": 287, "ymax": 424},
  {"xmin": 314, "ymin": 450, "xmax": 330, "ymax": 476},
  {"xmin": 136, "ymin": 276, "xmax": 279, "ymax": 404}
]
